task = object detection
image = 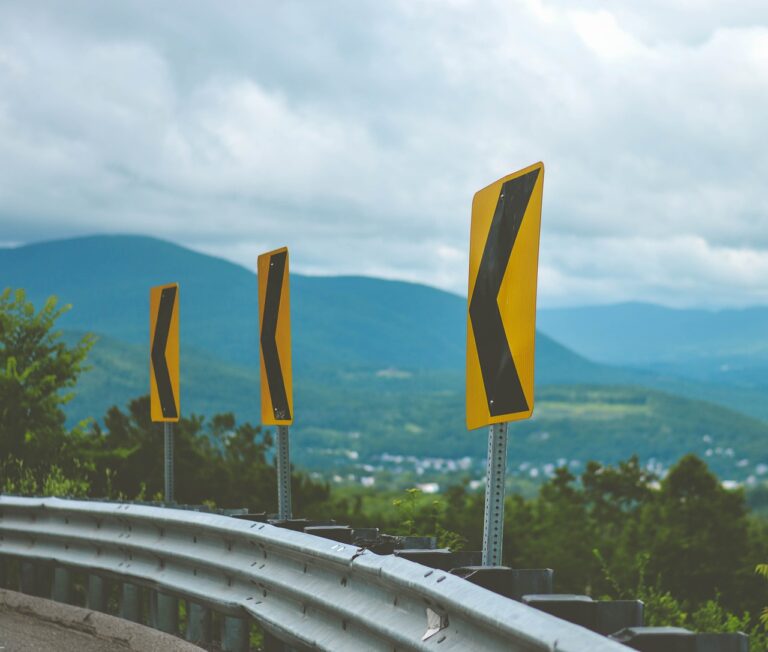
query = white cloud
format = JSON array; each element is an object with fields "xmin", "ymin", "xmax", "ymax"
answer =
[{"xmin": 0, "ymin": 0, "xmax": 766, "ymax": 307}]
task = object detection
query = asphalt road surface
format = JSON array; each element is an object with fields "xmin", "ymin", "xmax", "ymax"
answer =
[{"xmin": 0, "ymin": 589, "xmax": 204, "ymax": 651}]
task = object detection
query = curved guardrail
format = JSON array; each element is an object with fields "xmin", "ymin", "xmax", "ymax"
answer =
[{"xmin": 0, "ymin": 496, "xmax": 632, "ymax": 651}]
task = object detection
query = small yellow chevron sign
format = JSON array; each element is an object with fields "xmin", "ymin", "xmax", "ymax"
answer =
[
  {"xmin": 150, "ymin": 282, "xmax": 180, "ymax": 423},
  {"xmin": 258, "ymin": 247, "xmax": 293, "ymax": 426},
  {"xmin": 466, "ymin": 162, "xmax": 544, "ymax": 430}
]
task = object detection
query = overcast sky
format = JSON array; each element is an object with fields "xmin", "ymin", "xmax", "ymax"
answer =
[{"xmin": 0, "ymin": 1, "xmax": 767, "ymax": 308}]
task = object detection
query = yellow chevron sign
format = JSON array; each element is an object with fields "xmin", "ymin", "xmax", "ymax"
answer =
[
  {"xmin": 150, "ymin": 283, "xmax": 180, "ymax": 423},
  {"xmin": 466, "ymin": 162, "xmax": 544, "ymax": 430},
  {"xmin": 258, "ymin": 247, "xmax": 293, "ymax": 426}
]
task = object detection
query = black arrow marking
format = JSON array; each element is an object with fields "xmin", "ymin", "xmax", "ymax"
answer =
[
  {"xmin": 151, "ymin": 286, "xmax": 178, "ymax": 419},
  {"xmin": 260, "ymin": 250, "xmax": 291, "ymax": 421},
  {"xmin": 469, "ymin": 168, "xmax": 540, "ymax": 417}
]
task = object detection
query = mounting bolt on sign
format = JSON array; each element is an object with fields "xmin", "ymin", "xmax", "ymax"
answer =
[
  {"xmin": 258, "ymin": 247, "xmax": 294, "ymax": 520},
  {"xmin": 150, "ymin": 282, "xmax": 180, "ymax": 504},
  {"xmin": 466, "ymin": 162, "xmax": 544, "ymax": 567}
]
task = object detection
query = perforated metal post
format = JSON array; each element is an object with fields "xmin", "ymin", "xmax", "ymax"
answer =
[
  {"xmin": 482, "ymin": 422, "xmax": 508, "ymax": 567},
  {"xmin": 276, "ymin": 425, "xmax": 292, "ymax": 520},
  {"xmin": 164, "ymin": 422, "xmax": 174, "ymax": 504}
]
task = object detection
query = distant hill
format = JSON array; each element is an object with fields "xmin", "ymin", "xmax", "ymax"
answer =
[
  {"xmin": 538, "ymin": 302, "xmax": 768, "ymax": 373},
  {"xmin": 67, "ymin": 332, "xmax": 768, "ymax": 482},
  {"xmin": 4, "ymin": 235, "xmax": 768, "ymax": 480},
  {"xmin": 1, "ymin": 234, "xmax": 624, "ymax": 380}
]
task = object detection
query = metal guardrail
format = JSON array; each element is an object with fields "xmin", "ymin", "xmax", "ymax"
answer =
[{"xmin": 0, "ymin": 496, "xmax": 632, "ymax": 651}]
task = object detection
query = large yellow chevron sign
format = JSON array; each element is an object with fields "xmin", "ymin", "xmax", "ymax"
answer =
[
  {"xmin": 258, "ymin": 247, "xmax": 293, "ymax": 426},
  {"xmin": 466, "ymin": 162, "xmax": 544, "ymax": 430},
  {"xmin": 150, "ymin": 283, "xmax": 180, "ymax": 423}
]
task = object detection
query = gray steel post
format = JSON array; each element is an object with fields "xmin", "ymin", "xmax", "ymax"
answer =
[
  {"xmin": 186, "ymin": 602, "xmax": 212, "ymax": 645},
  {"xmin": 482, "ymin": 422, "xmax": 509, "ymax": 567},
  {"xmin": 121, "ymin": 583, "xmax": 141, "ymax": 622},
  {"xmin": 263, "ymin": 630, "xmax": 289, "ymax": 652},
  {"xmin": 20, "ymin": 561, "xmax": 35, "ymax": 595},
  {"xmin": 154, "ymin": 591, "xmax": 178, "ymax": 634},
  {"xmin": 276, "ymin": 425, "xmax": 292, "ymax": 520},
  {"xmin": 51, "ymin": 566, "xmax": 73, "ymax": 604},
  {"xmin": 20, "ymin": 561, "xmax": 47, "ymax": 596},
  {"xmin": 87, "ymin": 574, "xmax": 107, "ymax": 611},
  {"xmin": 222, "ymin": 615, "xmax": 250, "ymax": 652},
  {"xmin": 164, "ymin": 421, "xmax": 174, "ymax": 504}
]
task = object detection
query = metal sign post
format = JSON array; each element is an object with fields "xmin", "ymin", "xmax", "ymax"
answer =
[
  {"xmin": 276, "ymin": 426, "xmax": 292, "ymax": 520},
  {"xmin": 482, "ymin": 422, "xmax": 508, "ymax": 566},
  {"xmin": 164, "ymin": 422, "xmax": 174, "ymax": 504},
  {"xmin": 466, "ymin": 163, "xmax": 545, "ymax": 568}
]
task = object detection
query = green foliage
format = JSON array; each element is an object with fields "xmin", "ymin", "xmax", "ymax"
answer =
[
  {"xmin": 640, "ymin": 455, "xmax": 749, "ymax": 607},
  {"xmin": 0, "ymin": 288, "xmax": 94, "ymax": 482},
  {"xmin": 392, "ymin": 488, "xmax": 421, "ymax": 535},
  {"xmin": 72, "ymin": 395, "xmax": 330, "ymax": 512},
  {"xmin": 757, "ymin": 564, "xmax": 768, "ymax": 627},
  {"xmin": 390, "ymin": 487, "xmax": 466, "ymax": 550},
  {"xmin": 1, "ymin": 457, "xmax": 90, "ymax": 497}
]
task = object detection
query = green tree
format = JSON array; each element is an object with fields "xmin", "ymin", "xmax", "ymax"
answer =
[
  {"xmin": 518, "ymin": 467, "xmax": 596, "ymax": 591},
  {"xmin": 582, "ymin": 456, "xmax": 655, "ymax": 593},
  {"xmin": 757, "ymin": 563, "xmax": 768, "ymax": 626},
  {"xmin": 0, "ymin": 288, "xmax": 94, "ymax": 474},
  {"xmin": 81, "ymin": 395, "xmax": 331, "ymax": 512},
  {"xmin": 642, "ymin": 454, "xmax": 750, "ymax": 609}
]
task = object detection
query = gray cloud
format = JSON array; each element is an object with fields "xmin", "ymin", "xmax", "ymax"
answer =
[{"xmin": 0, "ymin": 0, "xmax": 767, "ymax": 307}]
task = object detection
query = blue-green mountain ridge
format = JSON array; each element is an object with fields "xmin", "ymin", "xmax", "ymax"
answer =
[{"xmin": 3, "ymin": 235, "xmax": 767, "ymax": 480}]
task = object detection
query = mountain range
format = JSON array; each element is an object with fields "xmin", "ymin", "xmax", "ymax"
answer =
[{"xmin": 3, "ymin": 235, "xmax": 768, "ymax": 481}]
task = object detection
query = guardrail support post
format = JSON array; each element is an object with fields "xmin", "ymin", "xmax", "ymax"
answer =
[
  {"xmin": 87, "ymin": 574, "xmax": 107, "ymax": 612},
  {"xmin": 121, "ymin": 583, "xmax": 141, "ymax": 622},
  {"xmin": 51, "ymin": 566, "xmax": 73, "ymax": 604},
  {"xmin": 222, "ymin": 615, "xmax": 250, "ymax": 652},
  {"xmin": 186, "ymin": 602, "xmax": 211, "ymax": 645},
  {"xmin": 263, "ymin": 630, "xmax": 288, "ymax": 651},
  {"xmin": 20, "ymin": 561, "xmax": 49, "ymax": 597},
  {"xmin": 154, "ymin": 591, "xmax": 178, "ymax": 634},
  {"xmin": 20, "ymin": 561, "xmax": 36, "ymax": 595}
]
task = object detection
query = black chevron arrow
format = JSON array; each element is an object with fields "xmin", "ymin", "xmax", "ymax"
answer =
[
  {"xmin": 469, "ymin": 168, "xmax": 540, "ymax": 417},
  {"xmin": 151, "ymin": 285, "xmax": 178, "ymax": 419},
  {"xmin": 260, "ymin": 250, "xmax": 291, "ymax": 421}
]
